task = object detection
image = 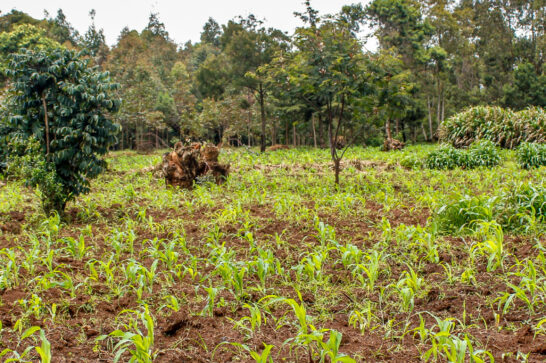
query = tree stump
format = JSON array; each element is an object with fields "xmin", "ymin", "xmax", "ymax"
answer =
[
  {"xmin": 159, "ymin": 142, "xmax": 230, "ymax": 188},
  {"xmin": 382, "ymin": 138, "xmax": 405, "ymax": 151}
]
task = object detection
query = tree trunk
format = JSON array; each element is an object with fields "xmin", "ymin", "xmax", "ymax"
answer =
[
  {"xmin": 385, "ymin": 118, "xmax": 392, "ymax": 140},
  {"xmin": 436, "ymin": 86, "xmax": 441, "ymax": 140},
  {"xmin": 334, "ymin": 158, "xmax": 340, "ymax": 185},
  {"xmin": 440, "ymin": 92, "xmax": 446, "ymax": 124},
  {"xmin": 292, "ymin": 123, "xmax": 296, "ymax": 146},
  {"xmin": 41, "ymin": 92, "xmax": 50, "ymax": 156},
  {"xmin": 427, "ymin": 96, "xmax": 433, "ymax": 142},
  {"xmin": 318, "ymin": 113, "xmax": 324, "ymax": 148},
  {"xmin": 311, "ymin": 115, "xmax": 317, "ymax": 148},
  {"xmin": 259, "ymin": 83, "xmax": 266, "ymax": 153},
  {"xmin": 271, "ymin": 117, "xmax": 276, "ymax": 145}
]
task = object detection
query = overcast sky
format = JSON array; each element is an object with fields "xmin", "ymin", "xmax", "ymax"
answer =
[{"xmin": 1, "ymin": 0, "xmax": 376, "ymax": 49}]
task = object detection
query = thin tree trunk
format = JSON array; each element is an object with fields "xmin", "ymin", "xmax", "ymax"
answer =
[
  {"xmin": 311, "ymin": 115, "xmax": 317, "ymax": 148},
  {"xmin": 427, "ymin": 96, "xmax": 433, "ymax": 142},
  {"xmin": 292, "ymin": 123, "xmax": 296, "ymax": 146},
  {"xmin": 421, "ymin": 123, "xmax": 428, "ymax": 141},
  {"xmin": 41, "ymin": 92, "xmax": 50, "ymax": 156},
  {"xmin": 247, "ymin": 106, "xmax": 251, "ymax": 147},
  {"xmin": 259, "ymin": 83, "xmax": 266, "ymax": 153},
  {"xmin": 385, "ymin": 119, "xmax": 392, "ymax": 140},
  {"xmin": 440, "ymin": 92, "xmax": 446, "ymax": 124},
  {"xmin": 334, "ymin": 158, "xmax": 340, "ymax": 185},
  {"xmin": 436, "ymin": 85, "xmax": 441, "ymax": 140},
  {"xmin": 271, "ymin": 117, "xmax": 276, "ymax": 145},
  {"xmin": 318, "ymin": 114, "xmax": 324, "ymax": 148}
]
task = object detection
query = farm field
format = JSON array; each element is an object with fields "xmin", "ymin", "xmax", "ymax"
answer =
[{"xmin": 0, "ymin": 145, "xmax": 545, "ymax": 362}]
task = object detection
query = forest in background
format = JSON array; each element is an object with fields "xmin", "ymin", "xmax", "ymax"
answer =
[{"xmin": 0, "ymin": 0, "xmax": 544, "ymax": 151}]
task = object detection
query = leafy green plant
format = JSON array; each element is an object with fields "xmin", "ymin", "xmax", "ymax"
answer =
[
  {"xmin": 435, "ymin": 194, "xmax": 495, "ymax": 234},
  {"xmin": 439, "ymin": 105, "xmax": 545, "ymax": 148},
  {"xmin": 467, "ymin": 140, "xmax": 501, "ymax": 168},
  {"xmin": 516, "ymin": 142, "xmax": 546, "ymax": 169},
  {"xmin": 97, "ymin": 305, "xmax": 156, "ymax": 362},
  {"xmin": 425, "ymin": 140, "xmax": 500, "ymax": 170},
  {"xmin": 2, "ymin": 48, "xmax": 120, "ymax": 214},
  {"xmin": 471, "ymin": 221, "xmax": 506, "ymax": 272},
  {"xmin": 425, "ymin": 144, "xmax": 467, "ymax": 170}
]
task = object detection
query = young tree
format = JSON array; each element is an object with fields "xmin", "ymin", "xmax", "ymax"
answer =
[
  {"xmin": 2, "ymin": 48, "xmax": 120, "ymax": 214},
  {"xmin": 82, "ymin": 9, "xmax": 109, "ymax": 66},
  {"xmin": 221, "ymin": 16, "xmax": 289, "ymax": 152},
  {"xmin": 275, "ymin": 5, "xmax": 375, "ymax": 185}
]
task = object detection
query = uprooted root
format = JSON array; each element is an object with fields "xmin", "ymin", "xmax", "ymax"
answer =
[{"xmin": 153, "ymin": 142, "xmax": 230, "ymax": 188}]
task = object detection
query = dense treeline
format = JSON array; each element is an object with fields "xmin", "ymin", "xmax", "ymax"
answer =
[{"xmin": 1, "ymin": 0, "xmax": 545, "ymax": 151}]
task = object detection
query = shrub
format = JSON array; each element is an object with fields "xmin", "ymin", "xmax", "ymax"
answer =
[
  {"xmin": 425, "ymin": 144, "xmax": 465, "ymax": 170},
  {"xmin": 425, "ymin": 141, "xmax": 500, "ymax": 170},
  {"xmin": 497, "ymin": 183, "xmax": 545, "ymax": 230},
  {"xmin": 436, "ymin": 183, "xmax": 545, "ymax": 234},
  {"xmin": 439, "ymin": 106, "xmax": 545, "ymax": 148},
  {"xmin": 2, "ymin": 48, "xmax": 120, "ymax": 215},
  {"xmin": 399, "ymin": 154, "xmax": 424, "ymax": 169},
  {"xmin": 516, "ymin": 142, "xmax": 546, "ymax": 169},
  {"xmin": 467, "ymin": 140, "xmax": 501, "ymax": 168},
  {"xmin": 435, "ymin": 194, "xmax": 496, "ymax": 234}
]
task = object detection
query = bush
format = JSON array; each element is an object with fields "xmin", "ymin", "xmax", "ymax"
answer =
[
  {"xmin": 399, "ymin": 154, "xmax": 424, "ymax": 169},
  {"xmin": 467, "ymin": 140, "xmax": 501, "ymax": 168},
  {"xmin": 436, "ymin": 183, "xmax": 545, "ymax": 234},
  {"xmin": 439, "ymin": 106, "xmax": 545, "ymax": 148},
  {"xmin": 425, "ymin": 141, "xmax": 500, "ymax": 170},
  {"xmin": 516, "ymin": 142, "xmax": 546, "ymax": 169},
  {"xmin": 2, "ymin": 48, "xmax": 120, "ymax": 215},
  {"xmin": 425, "ymin": 145, "xmax": 464, "ymax": 170},
  {"xmin": 498, "ymin": 183, "xmax": 545, "ymax": 230},
  {"xmin": 435, "ymin": 194, "xmax": 495, "ymax": 234}
]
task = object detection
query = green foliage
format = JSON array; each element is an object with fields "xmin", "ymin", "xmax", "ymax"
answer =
[
  {"xmin": 425, "ymin": 140, "xmax": 500, "ymax": 170},
  {"xmin": 439, "ymin": 106, "xmax": 546, "ymax": 148},
  {"xmin": 435, "ymin": 194, "xmax": 495, "ymax": 234},
  {"xmin": 498, "ymin": 183, "xmax": 546, "ymax": 230},
  {"xmin": 425, "ymin": 144, "xmax": 467, "ymax": 170},
  {"xmin": 436, "ymin": 182, "xmax": 545, "ymax": 234},
  {"xmin": 503, "ymin": 62, "xmax": 546, "ymax": 109},
  {"xmin": 2, "ymin": 48, "xmax": 120, "ymax": 214},
  {"xmin": 517, "ymin": 142, "xmax": 546, "ymax": 169},
  {"xmin": 6, "ymin": 137, "xmax": 65, "ymax": 213},
  {"xmin": 0, "ymin": 24, "xmax": 61, "ymax": 83},
  {"xmin": 467, "ymin": 140, "xmax": 501, "ymax": 168}
]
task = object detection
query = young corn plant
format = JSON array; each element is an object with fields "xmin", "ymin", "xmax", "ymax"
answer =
[
  {"xmin": 471, "ymin": 221, "xmax": 506, "ymax": 272},
  {"xmin": 228, "ymin": 303, "xmax": 266, "ymax": 339},
  {"xmin": 214, "ymin": 342, "xmax": 274, "ymax": 363},
  {"xmin": 97, "ymin": 305, "xmax": 156, "ymax": 363},
  {"xmin": 61, "ymin": 234, "xmax": 90, "ymax": 260},
  {"xmin": 352, "ymin": 250, "xmax": 386, "ymax": 292}
]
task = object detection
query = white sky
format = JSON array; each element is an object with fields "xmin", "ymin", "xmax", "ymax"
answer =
[{"xmin": 1, "ymin": 0, "xmax": 376, "ymax": 50}]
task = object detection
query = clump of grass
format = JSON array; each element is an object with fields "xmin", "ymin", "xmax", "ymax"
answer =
[
  {"xmin": 439, "ymin": 105, "xmax": 545, "ymax": 148},
  {"xmin": 425, "ymin": 140, "xmax": 500, "ymax": 170},
  {"xmin": 435, "ymin": 194, "xmax": 496, "ymax": 234},
  {"xmin": 436, "ymin": 183, "xmax": 545, "ymax": 234},
  {"xmin": 467, "ymin": 140, "xmax": 501, "ymax": 167},
  {"xmin": 516, "ymin": 142, "xmax": 546, "ymax": 169}
]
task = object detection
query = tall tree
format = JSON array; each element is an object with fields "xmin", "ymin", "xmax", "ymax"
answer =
[{"xmin": 221, "ymin": 16, "xmax": 288, "ymax": 152}]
